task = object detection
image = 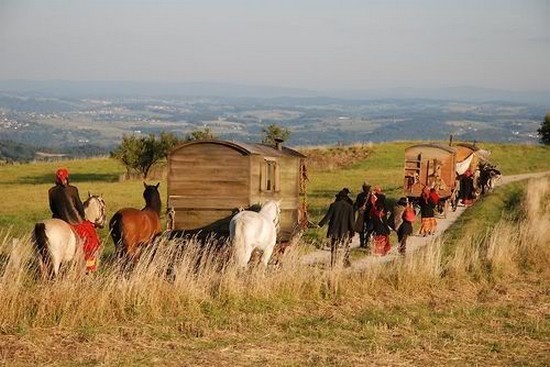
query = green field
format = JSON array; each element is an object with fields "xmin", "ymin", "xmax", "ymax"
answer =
[
  {"xmin": 0, "ymin": 141, "xmax": 549, "ymax": 366},
  {"xmin": 1, "ymin": 141, "xmax": 549, "ymax": 244}
]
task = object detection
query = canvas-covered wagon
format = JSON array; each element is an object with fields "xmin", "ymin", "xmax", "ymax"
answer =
[
  {"xmin": 453, "ymin": 142, "xmax": 497, "ymax": 198},
  {"xmin": 403, "ymin": 143, "xmax": 457, "ymax": 216},
  {"xmin": 454, "ymin": 142, "xmax": 490, "ymax": 176},
  {"xmin": 167, "ymin": 139, "xmax": 308, "ymax": 242}
]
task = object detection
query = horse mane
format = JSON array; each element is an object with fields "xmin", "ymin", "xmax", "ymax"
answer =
[
  {"xmin": 143, "ymin": 184, "xmax": 162, "ymax": 215},
  {"xmin": 260, "ymin": 200, "xmax": 280, "ymax": 229},
  {"xmin": 259, "ymin": 200, "xmax": 274, "ymax": 212}
]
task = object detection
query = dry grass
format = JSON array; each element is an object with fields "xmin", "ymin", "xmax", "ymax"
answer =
[
  {"xmin": 0, "ymin": 179, "xmax": 549, "ymax": 366},
  {"xmin": 300, "ymin": 144, "xmax": 372, "ymax": 171}
]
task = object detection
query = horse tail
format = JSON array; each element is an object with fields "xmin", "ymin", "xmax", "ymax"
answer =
[
  {"xmin": 33, "ymin": 222, "xmax": 51, "ymax": 278},
  {"xmin": 109, "ymin": 212, "xmax": 124, "ymax": 257},
  {"xmin": 230, "ymin": 216, "xmax": 249, "ymax": 267}
]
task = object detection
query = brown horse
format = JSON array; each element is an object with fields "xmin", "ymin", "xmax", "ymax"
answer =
[{"xmin": 109, "ymin": 182, "xmax": 162, "ymax": 261}]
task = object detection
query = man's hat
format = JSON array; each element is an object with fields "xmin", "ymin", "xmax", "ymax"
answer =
[
  {"xmin": 336, "ymin": 187, "xmax": 351, "ymax": 198},
  {"xmin": 56, "ymin": 168, "xmax": 69, "ymax": 182}
]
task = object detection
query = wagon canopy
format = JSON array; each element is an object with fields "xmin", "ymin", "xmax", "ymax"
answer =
[{"xmin": 454, "ymin": 143, "xmax": 491, "ymax": 175}]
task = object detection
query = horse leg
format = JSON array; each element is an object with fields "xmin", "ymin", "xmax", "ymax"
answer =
[
  {"xmin": 234, "ymin": 243, "xmax": 254, "ymax": 268},
  {"xmin": 38, "ymin": 257, "xmax": 51, "ymax": 280},
  {"xmin": 260, "ymin": 242, "xmax": 276, "ymax": 267},
  {"xmin": 51, "ymin": 257, "xmax": 62, "ymax": 278}
]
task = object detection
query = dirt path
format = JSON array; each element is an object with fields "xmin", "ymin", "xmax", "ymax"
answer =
[{"xmin": 301, "ymin": 171, "xmax": 550, "ymax": 269}]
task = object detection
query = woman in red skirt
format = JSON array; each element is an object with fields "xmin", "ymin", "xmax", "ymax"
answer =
[{"xmin": 371, "ymin": 204, "xmax": 391, "ymax": 256}]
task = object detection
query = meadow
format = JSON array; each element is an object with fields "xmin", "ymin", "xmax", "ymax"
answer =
[{"xmin": 0, "ymin": 141, "xmax": 549, "ymax": 366}]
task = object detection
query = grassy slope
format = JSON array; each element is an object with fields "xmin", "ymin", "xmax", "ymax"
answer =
[{"xmin": 1, "ymin": 141, "xmax": 548, "ymax": 235}]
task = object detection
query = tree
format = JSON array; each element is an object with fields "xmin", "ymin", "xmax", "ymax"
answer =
[
  {"xmin": 185, "ymin": 127, "xmax": 216, "ymax": 141},
  {"xmin": 537, "ymin": 113, "xmax": 550, "ymax": 145},
  {"xmin": 110, "ymin": 132, "xmax": 182, "ymax": 178},
  {"xmin": 261, "ymin": 123, "xmax": 291, "ymax": 145}
]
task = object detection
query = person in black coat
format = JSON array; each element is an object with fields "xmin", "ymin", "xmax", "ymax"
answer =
[
  {"xmin": 319, "ymin": 189, "xmax": 355, "ymax": 268},
  {"xmin": 354, "ymin": 182, "xmax": 373, "ymax": 249},
  {"xmin": 48, "ymin": 168, "xmax": 86, "ymax": 225},
  {"xmin": 460, "ymin": 169, "xmax": 475, "ymax": 205}
]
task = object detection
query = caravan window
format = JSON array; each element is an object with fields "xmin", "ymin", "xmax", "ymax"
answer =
[{"xmin": 261, "ymin": 159, "xmax": 279, "ymax": 192}]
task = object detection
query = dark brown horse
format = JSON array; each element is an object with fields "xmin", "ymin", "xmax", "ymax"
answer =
[{"xmin": 109, "ymin": 182, "xmax": 162, "ymax": 261}]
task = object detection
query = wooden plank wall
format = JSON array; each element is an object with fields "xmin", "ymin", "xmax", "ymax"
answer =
[
  {"xmin": 249, "ymin": 155, "xmax": 301, "ymax": 241},
  {"xmin": 168, "ymin": 143, "xmax": 251, "ymax": 230}
]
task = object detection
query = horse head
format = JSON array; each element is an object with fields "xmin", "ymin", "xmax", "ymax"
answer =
[
  {"xmin": 84, "ymin": 194, "xmax": 106, "ymax": 228},
  {"xmin": 143, "ymin": 182, "xmax": 162, "ymax": 215}
]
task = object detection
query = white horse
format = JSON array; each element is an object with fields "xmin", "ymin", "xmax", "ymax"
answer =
[
  {"xmin": 32, "ymin": 194, "xmax": 106, "ymax": 278},
  {"xmin": 229, "ymin": 200, "xmax": 281, "ymax": 268}
]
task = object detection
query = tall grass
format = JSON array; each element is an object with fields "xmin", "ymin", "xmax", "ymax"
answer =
[{"xmin": 0, "ymin": 178, "xmax": 548, "ymax": 333}]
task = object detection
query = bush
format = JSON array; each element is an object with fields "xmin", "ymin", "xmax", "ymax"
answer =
[
  {"xmin": 110, "ymin": 132, "xmax": 181, "ymax": 178},
  {"xmin": 262, "ymin": 124, "xmax": 291, "ymax": 145},
  {"xmin": 537, "ymin": 113, "xmax": 550, "ymax": 145},
  {"xmin": 185, "ymin": 127, "xmax": 216, "ymax": 141}
]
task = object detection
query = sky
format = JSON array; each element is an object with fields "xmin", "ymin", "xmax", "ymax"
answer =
[{"xmin": 0, "ymin": 0, "xmax": 549, "ymax": 92}]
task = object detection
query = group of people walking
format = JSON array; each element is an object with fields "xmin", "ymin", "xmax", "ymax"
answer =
[{"xmin": 318, "ymin": 182, "xmax": 443, "ymax": 268}]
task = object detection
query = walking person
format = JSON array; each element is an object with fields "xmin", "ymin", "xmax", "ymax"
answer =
[
  {"xmin": 460, "ymin": 169, "xmax": 475, "ymax": 206},
  {"xmin": 390, "ymin": 197, "xmax": 415, "ymax": 255},
  {"xmin": 353, "ymin": 182, "xmax": 373, "ymax": 249},
  {"xmin": 49, "ymin": 168, "xmax": 101, "ymax": 273},
  {"xmin": 371, "ymin": 204, "xmax": 391, "ymax": 256},
  {"xmin": 429, "ymin": 188, "xmax": 441, "ymax": 215},
  {"xmin": 319, "ymin": 189, "xmax": 355, "ymax": 268},
  {"xmin": 418, "ymin": 187, "xmax": 437, "ymax": 236},
  {"xmin": 373, "ymin": 186, "xmax": 387, "ymax": 211}
]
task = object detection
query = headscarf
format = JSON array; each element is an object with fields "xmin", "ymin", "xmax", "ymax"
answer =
[{"xmin": 56, "ymin": 168, "xmax": 69, "ymax": 184}]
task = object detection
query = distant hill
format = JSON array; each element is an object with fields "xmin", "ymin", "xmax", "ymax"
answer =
[
  {"xmin": 1, "ymin": 80, "xmax": 548, "ymax": 105},
  {"xmin": 0, "ymin": 139, "xmax": 109, "ymax": 162},
  {"xmin": 0, "ymin": 80, "xmax": 319, "ymax": 99},
  {"xmin": 0, "ymin": 140, "xmax": 38, "ymax": 162},
  {"xmin": 331, "ymin": 86, "xmax": 550, "ymax": 105}
]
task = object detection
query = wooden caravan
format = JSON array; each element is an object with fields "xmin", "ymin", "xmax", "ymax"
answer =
[
  {"xmin": 404, "ymin": 143, "xmax": 457, "ymax": 200},
  {"xmin": 167, "ymin": 139, "xmax": 307, "ymax": 242}
]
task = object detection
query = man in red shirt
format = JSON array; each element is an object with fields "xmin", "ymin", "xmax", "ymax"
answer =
[{"xmin": 49, "ymin": 168, "xmax": 101, "ymax": 273}]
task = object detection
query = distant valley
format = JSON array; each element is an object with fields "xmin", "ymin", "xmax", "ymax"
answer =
[{"xmin": 0, "ymin": 81, "xmax": 547, "ymax": 161}]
